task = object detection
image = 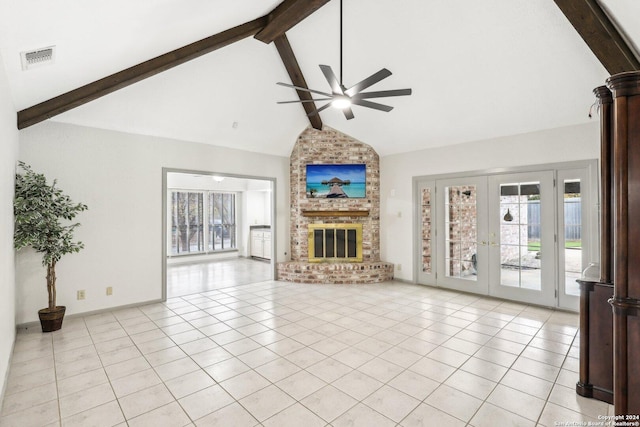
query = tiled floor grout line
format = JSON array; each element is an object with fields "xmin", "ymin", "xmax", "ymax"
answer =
[
  {"xmin": 199, "ymin": 288, "xmax": 537, "ymax": 425},
  {"xmin": 196, "ymin": 291, "xmax": 332, "ymax": 425},
  {"xmin": 467, "ymin": 319, "xmax": 540, "ymax": 426},
  {"xmin": 49, "ymin": 332, "xmax": 64, "ymax": 427},
  {"xmin": 2, "ymin": 280, "xmax": 608, "ymax": 427},
  {"xmin": 166, "ymin": 300, "xmax": 269, "ymax": 426},
  {"xmin": 91, "ymin": 315, "xmax": 131, "ymax": 427},
  {"xmin": 418, "ymin": 303, "xmax": 529, "ymax": 427},
  {"xmin": 182, "ymin": 288, "xmax": 399, "ymax": 424},
  {"xmin": 529, "ymin": 329, "xmax": 574, "ymax": 427},
  {"xmin": 216, "ymin": 290, "xmax": 560, "ymax": 426},
  {"xmin": 429, "ymin": 301, "xmax": 575, "ymax": 426},
  {"xmin": 149, "ymin": 291, "xmax": 265, "ymax": 425}
]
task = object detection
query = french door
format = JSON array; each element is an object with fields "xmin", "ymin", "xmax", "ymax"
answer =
[
  {"xmin": 434, "ymin": 177, "xmax": 489, "ymax": 295},
  {"xmin": 417, "ymin": 168, "xmax": 576, "ymax": 308},
  {"xmin": 487, "ymin": 171, "xmax": 556, "ymax": 306},
  {"xmin": 556, "ymin": 169, "xmax": 591, "ymax": 311}
]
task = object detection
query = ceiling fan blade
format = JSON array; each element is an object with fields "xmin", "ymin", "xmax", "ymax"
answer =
[
  {"xmin": 351, "ymin": 98, "xmax": 394, "ymax": 112},
  {"xmin": 276, "ymin": 82, "xmax": 333, "ymax": 98},
  {"xmin": 343, "ymin": 107, "xmax": 355, "ymax": 120},
  {"xmin": 319, "ymin": 64, "xmax": 344, "ymax": 94},
  {"xmin": 344, "ymin": 68, "xmax": 392, "ymax": 97},
  {"xmin": 307, "ymin": 102, "xmax": 332, "ymax": 117},
  {"xmin": 354, "ymin": 88, "xmax": 412, "ymax": 99},
  {"xmin": 277, "ymin": 98, "xmax": 332, "ymax": 104}
]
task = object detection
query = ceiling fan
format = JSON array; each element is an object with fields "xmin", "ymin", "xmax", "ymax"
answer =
[{"xmin": 276, "ymin": 0, "xmax": 412, "ymax": 120}]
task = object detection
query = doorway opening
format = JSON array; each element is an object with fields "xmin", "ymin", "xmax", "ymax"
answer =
[{"xmin": 162, "ymin": 169, "xmax": 276, "ymax": 299}]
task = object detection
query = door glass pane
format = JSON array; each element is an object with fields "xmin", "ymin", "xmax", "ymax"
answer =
[
  {"xmin": 421, "ymin": 188, "xmax": 432, "ymax": 273},
  {"xmin": 445, "ymin": 185, "xmax": 477, "ymax": 280},
  {"xmin": 563, "ymin": 180, "xmax": 582, "ymax": 296},
  {"xmin": 499, "ymin": 182, "xmax": 541, "ymax": 290}
]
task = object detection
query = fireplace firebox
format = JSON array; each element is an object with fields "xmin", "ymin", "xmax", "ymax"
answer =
[{"xmin": 308, "ymin": 223, "xmax": 363, "ymax": 262}]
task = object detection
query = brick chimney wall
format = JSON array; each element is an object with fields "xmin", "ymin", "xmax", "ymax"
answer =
[{"xmin": 289, "ymin": 126, "xmax": 381, "ymax": 262}]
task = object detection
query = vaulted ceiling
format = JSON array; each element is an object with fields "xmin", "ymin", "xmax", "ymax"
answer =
[{"xmin": 0, "ymin": 0, "xmax": 638, "ymax": 157}]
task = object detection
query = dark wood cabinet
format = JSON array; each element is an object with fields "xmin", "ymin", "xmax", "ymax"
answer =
[{"xmin": 577, "ymin": 280, "xmax": 614, "ymax": 403}]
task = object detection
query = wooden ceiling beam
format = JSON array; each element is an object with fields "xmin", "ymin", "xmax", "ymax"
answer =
[
  {"xmin": 254, "ymin": 0, "xmax": 331, "ymax": 44},
  {"xmin": 274, "ymin": 34, "xmax": 323, "ymax": 130},
  {"xmin": 18, "ymin": 16, "xmax": 267, "ymax": 129},
  {"xmin": 553, "ymin": 0, "xmax": 640, "ymax": 74}
]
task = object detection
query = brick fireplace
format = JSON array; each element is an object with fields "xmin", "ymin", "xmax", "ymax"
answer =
[{"xmin": 277, "ymin": 126, "xmax": 394, "ymax": 284}]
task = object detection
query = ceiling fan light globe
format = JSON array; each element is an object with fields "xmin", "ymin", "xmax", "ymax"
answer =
[{"xmin": 331, "ymin": 97, "xmax": 351, "ymax": 109}]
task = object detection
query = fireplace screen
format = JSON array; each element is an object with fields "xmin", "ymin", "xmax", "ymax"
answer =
[{"xmin": 308, "ymin": 224, "xmax": 363, "ymax": 262}]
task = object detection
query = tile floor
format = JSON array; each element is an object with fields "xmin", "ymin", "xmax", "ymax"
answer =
[
  {"xmin": 167, "ymin": 258, "xmax": 272, "ymax": 297},
  {"xmin": 1, "ymin": 280, "xmax": 613, "ymax": 426}
]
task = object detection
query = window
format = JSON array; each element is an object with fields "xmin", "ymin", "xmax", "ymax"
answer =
[
  {"xmin": 209, "ymin": 193, "xmax": 236, "ymax": 251},
  {"xmin": 170, "ymin": 190, "xmax": 236, "ymax": 255}
]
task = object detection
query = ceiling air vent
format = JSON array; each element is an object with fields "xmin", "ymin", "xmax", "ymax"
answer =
[{"xmin": 20, "ymin": 46, "xmax": 56, "ymax": 71}]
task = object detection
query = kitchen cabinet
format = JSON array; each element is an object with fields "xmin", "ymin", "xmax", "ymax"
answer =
[{"xmin": 251, "ymin": 228, "xmax": 271, "ymax": 260}]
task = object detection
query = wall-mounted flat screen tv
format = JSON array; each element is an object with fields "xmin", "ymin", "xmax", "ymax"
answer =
[{"xmin": 306, "ymin": 164, "xmax": 366, "ymax": 198}]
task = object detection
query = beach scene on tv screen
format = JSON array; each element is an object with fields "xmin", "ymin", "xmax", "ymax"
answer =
[{"xmin": 306, "ymin": 164, "xmax": 366, "ymax": 198}]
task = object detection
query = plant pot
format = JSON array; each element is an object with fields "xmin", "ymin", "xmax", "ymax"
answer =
[{"xmin": 38, "ymin": 306, "xmax": 66, "ymax": 332}]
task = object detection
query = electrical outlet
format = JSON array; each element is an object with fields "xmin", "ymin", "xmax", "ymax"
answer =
[
  {"xmin": 397, "ymin": 264, "xmax": 402, "ymax": 271},
  {"xmin": 106, "ymin": 286, "xmax": 113, "ymax": 296},
  {"xmin": 77, "ymin": 290, "xmax": 86, "ymax": 300}
]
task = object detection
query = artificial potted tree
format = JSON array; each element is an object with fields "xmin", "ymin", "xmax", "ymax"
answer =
[{"xmin": 14, "ymin": 162, "xmax": 88, "ymax": 332}]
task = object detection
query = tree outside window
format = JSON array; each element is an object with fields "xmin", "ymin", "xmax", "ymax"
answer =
[{"xmin": 170, "ymin": 191, "xmax": 236, "ymax": 255}]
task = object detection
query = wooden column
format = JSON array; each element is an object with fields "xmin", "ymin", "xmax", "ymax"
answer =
[
  {"xmin": 576, "ymin": 86, "xmax": 614, "ymax": 404},
  {"xmin": 598, "ymin": 86, "xmax": 614, "ymax": 284},
  {"xmin": 607, "ymin": 71, "xmax": 640, "ymax": 415}
]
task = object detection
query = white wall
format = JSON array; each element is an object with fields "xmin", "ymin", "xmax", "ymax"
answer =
[
  {"xmin": 245, "ymin": 191, "xmax": 271, "ymax": 226},
  {"xmin": 0, "ymin": 51, "xmax": 18, "ymax": 400},
  {"xmin": 17, "ymin": 121, "xmax": 289, "ymax": 324},
  {"xmin": 380, "ymin": 122, "xmax": 601, "ymax": 281}
]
